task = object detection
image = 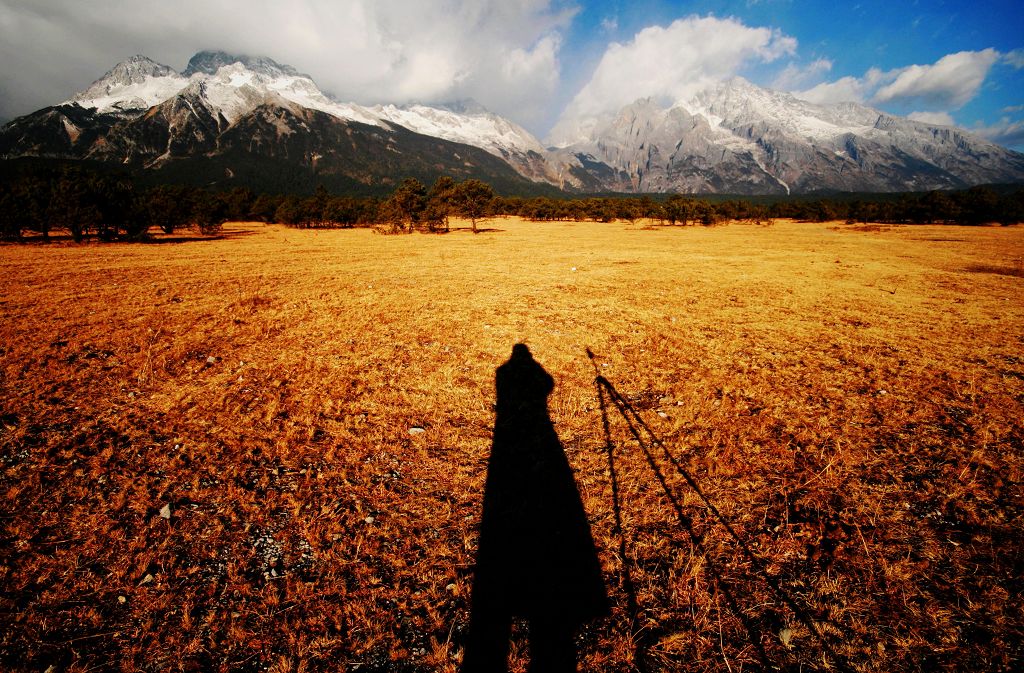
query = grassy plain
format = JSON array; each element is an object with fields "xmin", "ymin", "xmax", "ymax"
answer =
[{"xmin": 1, "ymin": 217, "xmax": 1022, "ymax": 672}]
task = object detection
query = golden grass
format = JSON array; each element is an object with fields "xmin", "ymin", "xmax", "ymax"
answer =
[{"xmin": 1, "ymin": 218, "xmax": 1022, "ymax": 672}]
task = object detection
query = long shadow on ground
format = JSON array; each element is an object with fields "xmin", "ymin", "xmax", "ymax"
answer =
[{"xmin": 462, "ymin": 344, "xmax": 608, "ymax": 673}]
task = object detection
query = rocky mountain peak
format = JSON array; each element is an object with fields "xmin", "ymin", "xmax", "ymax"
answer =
[
  {"xmin": 183, "ymin": 50, "xmax": 304, "ymax": 79},
  {"xmin": 431, "ymin": 99, "xmax": 490, "ymax": 116},
  {"xmin": 70, "ymin": 55, "xmax": 184, "ymax": 114},
  {"xmin": 88, "ymin": 55, "xmax": 177, "ymax": 89}
]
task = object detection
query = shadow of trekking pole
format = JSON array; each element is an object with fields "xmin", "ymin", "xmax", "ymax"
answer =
[
  {"xmin": 586, "ymin": 347, "xmax": 855, "ymax": 673},
  {"xmin": 586, "ymin": 348, "xmax": 650, "ymax": 673}
]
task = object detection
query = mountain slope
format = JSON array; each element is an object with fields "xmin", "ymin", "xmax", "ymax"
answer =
[
  {"xmin": 85, "ymin": 81, "xmax": 229, "ymax": 165},
  {"xmin": 548, "ymin": 98, "xmax": 789, "ymax": 194},
  {"xmin": 372, "ymin": 100, "xmax": 556, "ymax": 182},
  {"xmin": 0, "ymin": 103, "xmax": 124, "ymax": 159}
]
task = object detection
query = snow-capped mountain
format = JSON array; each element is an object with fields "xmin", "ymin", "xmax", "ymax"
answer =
[
  {"xmin": 549, "ymin": 77, "xmax": 1024, "ymax": 193},
  {"xmin": 43, "ymin": 50, "xmax": 554, "ymax": 185},
  {"xmin": 1, "ymin": 51, "xmax": 542, "ymax": 193},
  {"xmin": 3, "ymin": 51, "xmax": 1023, "ymax": 194},
  {"xmin": 70, "ymin": 51, "xmax": 382, "ymax": 127}
]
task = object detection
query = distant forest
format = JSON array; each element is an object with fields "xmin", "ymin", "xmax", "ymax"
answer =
[{"xmin": 2, "ymin": 160, "xmax": 1023, "ymax": 241}]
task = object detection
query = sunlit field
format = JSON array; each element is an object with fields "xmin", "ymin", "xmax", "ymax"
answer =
[{"xmin": 2, "ymin": 217, "xmax": 1022, "ymax": 672}]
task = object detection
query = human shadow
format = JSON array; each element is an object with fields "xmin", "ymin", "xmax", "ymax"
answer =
[{"xmin": 462, "ymin": 344, "xmax": 608, "ymax": 673}]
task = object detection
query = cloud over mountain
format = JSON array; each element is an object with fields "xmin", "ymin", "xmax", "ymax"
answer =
[
  {"xmin": 0, "ymin": 0, "xmax": 573, "ymax": 132},
  {"xmin": 548, "ymin": 15, "xmax": 796, "ymax": 145},
  {"xmin": 907, "ymin": 111, "xmax": 957, "ymax": 126},
  {"xmin": 975, "ymin": 117, "xmax": 1024, "ymax": 148},
  {"xmin": 873, "ymin": 49, "xmax": 1001, "ymax": 108},
  {"xmin": 795, "ymin": 49, "xmax": 1010, "ymax": 112}
]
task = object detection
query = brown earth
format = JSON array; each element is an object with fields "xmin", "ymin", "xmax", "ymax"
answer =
[{"xmin": 1, "ymin": 218, "xmax": 1022, "ymax": 672}]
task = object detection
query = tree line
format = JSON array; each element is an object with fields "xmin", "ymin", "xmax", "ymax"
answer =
[
  {"xmin": 1, "ymin": 163, "xmax": 1022, "ymax": 242},
  {"xmin": 0, "ymin": 168, "xmax": 500, "ymax": 240},
  {"xmin": 0, "ymin": 166, "xmax": 248, "ymax": 242},
  {"xmin": 491, "ymin": 189, "xmax": 1024, "ymax": 227}
]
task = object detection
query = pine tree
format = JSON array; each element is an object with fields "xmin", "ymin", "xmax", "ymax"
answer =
[{"xmin": 453, "ymin": 179, "xmax": 494, "ymax": 233}]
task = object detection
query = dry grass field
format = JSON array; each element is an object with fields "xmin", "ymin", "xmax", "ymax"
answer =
[{"xmin": 1, "ymin": 217, "xmax": 1022, "ymax": 673}]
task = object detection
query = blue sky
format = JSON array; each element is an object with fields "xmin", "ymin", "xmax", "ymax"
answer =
[{"xmin": 1, "ymin": 0, "xmax": 1021, "ymax": 148}]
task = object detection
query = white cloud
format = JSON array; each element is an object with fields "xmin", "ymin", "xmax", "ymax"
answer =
[
  {"xmin": 793, "ymin": 49, "xmax": 1004, "ymax": 111},
  {"xmin": 0, "ymin": 0, "xmax": 576, "ymax": 133},
  {"xmin": 549, "ymin": 15, "xmax": 796, "ymax": 144},
  {"xmin": 796, "ymin": 76, "xmax": 867, "ymax": 105},
  {"xmin": 794, "ymin": 68, "xmax": 887, "ymax": 105},
  {"xmin": 907, "ymin": 110, "xmax": 956, "ymax": 126},
  {"xmin": 874, "ymin": 49, "xmax": 1000, "ymax": 108},
  {"xmin": 974, "ymin": 117, "xmax": 1024, "ymax": 149},
  {"xmin": 772, "ymin": 58, "xmax": 832, "ymax": 91},
  {"xmin": 495, "ymin": 33, "xmax": 562, "ymax": 105},
  {"xmin": 1003, "ymin": 49, "xmax": 1024, "ymax": 69}
]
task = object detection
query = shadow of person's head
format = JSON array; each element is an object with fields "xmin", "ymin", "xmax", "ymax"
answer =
[{"xmin": 495, "ymin": 343, "xmax": 554, "ymax": 417}]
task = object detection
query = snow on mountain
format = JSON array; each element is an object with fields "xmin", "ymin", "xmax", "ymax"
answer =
[
  {"xmin": 551, "ymin": 96, "xmax": 787, "ymax": 193},
  {"xmin": 189, "ymin": 61, "xmax": 380, "ymax": 126},
  {"xmin": 682, "ymin": 77, "xmax": 880, "ymax": 143},
  {"xmin": 683, "ymin": 78, "xmax": 1024, "ymax": 190},
  {"xmin": 69, "ymin": 52, "xmax": 382, "ymax": 128},
  {"xmin": 60, "ymin": 51, "xmax": 556, "ymax": 183},
  {"xmin": 556, "ymin": 76, "xmax": 882, "ymax": 159},
  {"xmin": 70, "ymin": 55, "xmax": 188, "ymax": 114},
  {"xmin": 373, "ymin": 100, "xmax": 546, "ymax": 161}
]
